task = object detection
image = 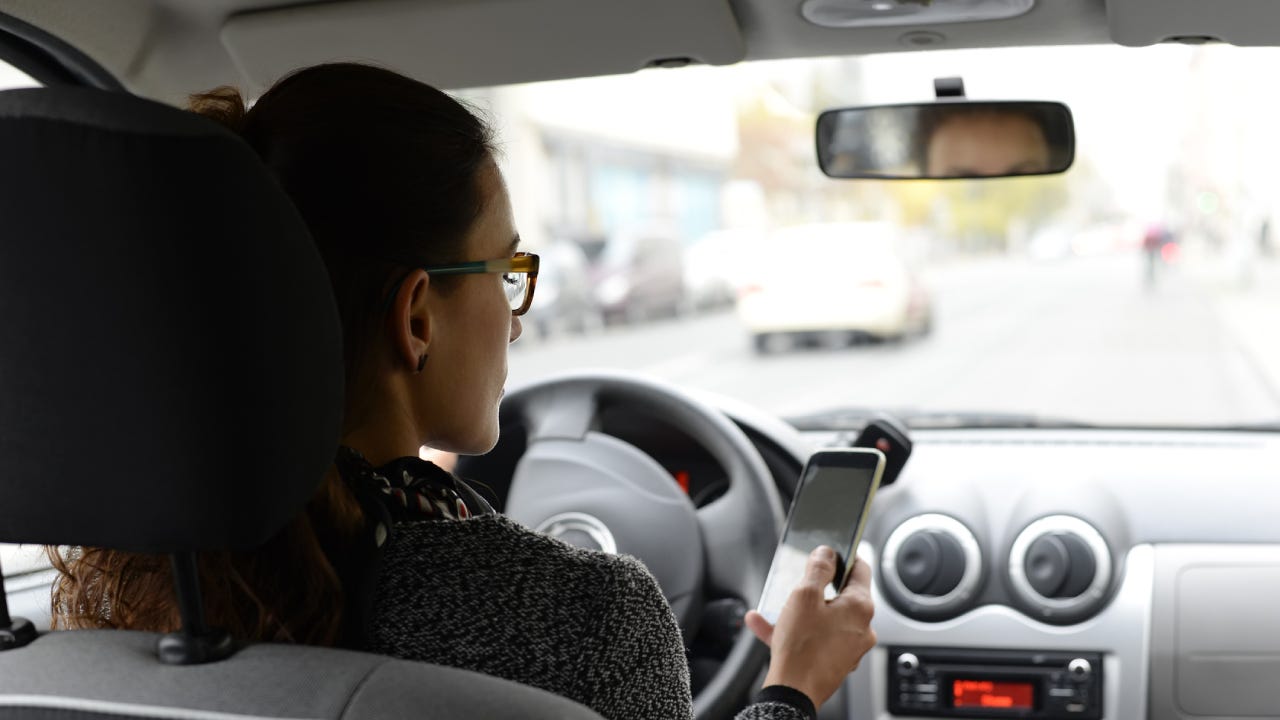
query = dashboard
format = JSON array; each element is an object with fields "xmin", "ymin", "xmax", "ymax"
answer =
[
  {"xmin": 743, "ymin": 413, "xmax": 1280, "ymax": 720},
  {"xmin": 8, "ymin": 398, "xmax": 1280, "ymax": 720},
  {"xmin": 560, "ymin": 399, "xmax": 1280, "ymax": 720}
]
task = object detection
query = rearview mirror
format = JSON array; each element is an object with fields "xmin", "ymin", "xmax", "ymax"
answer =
[{"xmin": 817, "ymin": 101, "xmax": 1075, "ymax": 180}]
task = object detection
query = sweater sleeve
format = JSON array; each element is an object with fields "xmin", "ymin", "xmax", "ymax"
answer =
[
  {"xmin": 735, "ymin": 701, "xmax": 811, "ymax": 720},
  {"xmin": 574, "ymin": 554, "xmax": 694, "ymax": 720},
  {"xmin": 574, "ymin": 554, "xmax": 813, "ymax": 720}
]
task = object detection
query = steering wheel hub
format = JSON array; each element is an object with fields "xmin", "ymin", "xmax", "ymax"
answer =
[{"xmin": 535, "ymin": 512, "xmax": 619, "ymax": 554}]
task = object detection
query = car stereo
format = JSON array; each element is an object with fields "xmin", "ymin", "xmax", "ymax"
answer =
[{"xmin": 888, "ymin": 647, "xmax": 1102, "ymax": 719}]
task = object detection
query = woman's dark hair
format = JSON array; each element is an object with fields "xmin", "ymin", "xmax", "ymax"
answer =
[
  {"xmin": 50, "ymin": 63, "xmax": 498, "ymax": 646},
  {"xmin": 198, "ymin": 62, "xmax": 499, "ymax": 403}
]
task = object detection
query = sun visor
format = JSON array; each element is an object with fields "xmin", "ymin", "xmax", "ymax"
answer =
[
  {"xmin": 221, "ymin": 0, "xmax": 745, "ymax": 92},
  {"xmin": 1108, "ymin": 0, "xmax": 1280, "ymax": 45}
]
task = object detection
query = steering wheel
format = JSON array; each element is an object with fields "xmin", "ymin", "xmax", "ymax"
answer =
[{"xmin": 479, "ymin": 371, "xmax": 785, "ymax": 719}]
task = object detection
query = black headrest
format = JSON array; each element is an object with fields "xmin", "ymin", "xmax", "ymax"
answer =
[{"xmin": 0, "ymin": 87, "xmax": 344, "ymax": 553}]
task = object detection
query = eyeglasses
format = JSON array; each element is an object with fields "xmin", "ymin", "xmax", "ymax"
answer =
[{"xmin": 420, "ymin": 251, "xmax": 540, "ymax": 316}]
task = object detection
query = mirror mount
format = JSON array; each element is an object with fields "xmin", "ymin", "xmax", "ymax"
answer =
[{"xmin": 934, "ymin": 76, "xmax": 966, "ymax": 99}]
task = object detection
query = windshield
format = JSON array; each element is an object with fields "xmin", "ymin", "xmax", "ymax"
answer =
[{"xmin": 468, "ymin": 44, "xmax": 1280, "ymax": 429}]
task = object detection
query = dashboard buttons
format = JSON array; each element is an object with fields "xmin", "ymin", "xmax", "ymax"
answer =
[
  {"xmin": 1008, "ymin": 516, "xmax": 1112, "ymax": 623},
  {"xmin": 1068, "ymin": 658, "xmax": 1093, "ymax": 680},
  {"xmin": 897, "ymin": 652, "xmax": 920, "ymax": 675},
  {"xmin": 881, "ymin": 514, "xmax": 983, "ymax": 621}
]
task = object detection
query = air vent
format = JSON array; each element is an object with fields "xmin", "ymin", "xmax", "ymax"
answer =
[
  {"xmin": 880, "ymin": 514, "xmax": 983, "ymax": 621},
  {"xmin": 1008, "ymin": 516, "xmax": 1111, "ymax": 623}
]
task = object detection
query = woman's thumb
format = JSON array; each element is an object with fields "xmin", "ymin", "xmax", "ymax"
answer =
[
  {"xmin": 744, "ymin": 610, "xmax": 775, "ymax": 647},
  {"xmin": 803, "ymin": 545, "xmax": 839, "ymax": 586}
]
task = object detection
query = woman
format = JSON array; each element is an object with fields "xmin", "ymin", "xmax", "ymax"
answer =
[{"xmin": 49, "ymin": 63, "xmax": 876, "ymax": 720}]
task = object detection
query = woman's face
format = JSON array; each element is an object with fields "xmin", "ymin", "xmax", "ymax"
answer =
[
  {"xmin": 418, "ymin": 161, "xmax": 523, "ymax": 454},
  {"xmin": 925, "ymin": 112, "xmax": 1051, "ymax": 178}
]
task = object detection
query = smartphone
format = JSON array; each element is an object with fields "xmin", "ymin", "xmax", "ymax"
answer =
[{"xmin": 756, "ymin": 448, "xmax": 886, "ymax": 624}]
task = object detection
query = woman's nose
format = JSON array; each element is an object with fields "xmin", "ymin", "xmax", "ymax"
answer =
[{"xmin": 509, "ymin": 315, "xmax": 523, "ymax": 344}]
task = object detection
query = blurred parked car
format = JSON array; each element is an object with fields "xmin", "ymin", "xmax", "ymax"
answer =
[
  {"xmin": 737, "ymin": 222, "xmax": 933, "ymax": 352},
  {"xmin": 592, "ymin": 225, "xmax": 686, "ymax": 324},
  {"xmin": 684, "ymin": 228, "xmax": 764, "ymax": 311},
  {"xmin": 528, "ymin": 239, "xmax": 601, "ymax": 339},
  {"xmin": 1027, "ymin": 224, "xmax": 1074, "ymax": 261}
]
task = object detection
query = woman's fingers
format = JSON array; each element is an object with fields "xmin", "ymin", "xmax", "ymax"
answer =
[
  {"xmin": 840, "ymin": 557, "xmax": 872, "ymax": 598},
  {"xmin": 757, "ymin": 547, "xmax": 879, "ymax": 709},
  {"xmin": 802, "ymin": 546, "xmax": 838, "ymax": 587},
  {"xmin": 744, "ymin": 609, "xmax": 774, "ymax": 647}
]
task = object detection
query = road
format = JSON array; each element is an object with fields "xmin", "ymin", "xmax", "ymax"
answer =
[{"xmin": 510, "ymin": 253, "xmax": 1280, "ymax": 427}]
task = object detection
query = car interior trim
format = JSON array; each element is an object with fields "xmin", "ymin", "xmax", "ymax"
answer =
[
  {"xmin": 880, "ymin": 513, "xmax": 984, "ymax": 610},
  {"xmin": 1148, "ymin": 544, "xmax": 1280, "ymax": 720},
  {"xmin": 0, "ymin": 695, "xmax": 320, "ymax": 720},
  {"xmin": 0, "ymin": 10, "xmax": 124, "ymax": 91},
  {"xmin": 220, "ymin": 0, "xmax": 745, "ymax": 95},
  {"xmin": 1007, "ymin": 515, "xmax": 1113, "ymax": 615},
  {"xmin": 847, "ymin": 544, "xmax": 1154, "ymax": 720},
  {"xmin": 534, "ymin": 512, "xmax": 619, "ymax": 555}
]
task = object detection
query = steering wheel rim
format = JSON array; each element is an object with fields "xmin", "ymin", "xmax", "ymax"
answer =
[{"xmin": 486, "ymin": 370, "xmax": 785, "ymax": 719}]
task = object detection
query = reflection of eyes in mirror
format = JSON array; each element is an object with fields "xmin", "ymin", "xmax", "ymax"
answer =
[
  {"xmin": 924, "ymin": 110, "xmax": 1051, "ymax": 178},
  {"xmin": 816, "ymin": 101, "xmax": 1073, "ymax": 180}
]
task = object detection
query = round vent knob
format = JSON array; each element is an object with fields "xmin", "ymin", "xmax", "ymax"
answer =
[
  {"xmin": 881, "ymin": 514, "xmax": 983, "ymax": 621},
  {"xmin": 1008, "ymin": 516, "xmax": 1111, "ymax": 623},
  {"xmin": 896, "ymin": 529, "xmax": 966, "ymax": 596},
  {"xmin": 1025, "ymin": 533, "xmax": 1096, "ymax": 598}
]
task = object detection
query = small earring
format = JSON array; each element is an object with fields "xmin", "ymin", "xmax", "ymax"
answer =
[{"xmin": 416, "ymin": 354, "xmax": 428, "ymax": 373}]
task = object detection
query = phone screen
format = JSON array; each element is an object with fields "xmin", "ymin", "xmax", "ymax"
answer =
[{"xmin": 756, "ymin": 452, "xmax": 881, "ymax": 623}]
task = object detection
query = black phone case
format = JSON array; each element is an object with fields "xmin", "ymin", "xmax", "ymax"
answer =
[{"xmin": 852, "ymin": 414, "xmax": 913, "ymax": 487}]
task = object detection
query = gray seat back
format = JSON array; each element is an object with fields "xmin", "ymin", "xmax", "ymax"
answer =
[
  {"xmin": 0, "ymin": 85, "xmax": 604, "ymax": 720},
  {"xmin": 0, "ymin": 631, "xmax": 604, "ymax": 719}
]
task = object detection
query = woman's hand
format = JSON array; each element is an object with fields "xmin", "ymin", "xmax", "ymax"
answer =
[{"xmin": 743, "ymin": 545, "xmax": 878, "ymax": 709}]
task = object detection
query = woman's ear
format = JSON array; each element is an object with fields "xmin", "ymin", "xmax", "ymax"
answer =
[{"xmin": 388, "ymin": 269, "xmax": 432, "ymax": 373}]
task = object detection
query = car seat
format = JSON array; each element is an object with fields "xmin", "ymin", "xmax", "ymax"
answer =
[{"xmin": 0, "ymin": 85, "xmax": 603, "ymax": 720}]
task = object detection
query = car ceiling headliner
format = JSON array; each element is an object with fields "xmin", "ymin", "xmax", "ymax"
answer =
[{"xmin": 0, "ymin": 0, "xmax": 1273, "ymax": 103}]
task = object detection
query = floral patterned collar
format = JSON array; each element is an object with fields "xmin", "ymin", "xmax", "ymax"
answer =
[{"xmin": 335, "ymin": 446, "xmax": 492, "ymax": 524}]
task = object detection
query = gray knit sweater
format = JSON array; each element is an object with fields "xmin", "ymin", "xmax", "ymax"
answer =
[{"xmin": 363, "ymin": 514, "xmax": 805, "ymax": 720}]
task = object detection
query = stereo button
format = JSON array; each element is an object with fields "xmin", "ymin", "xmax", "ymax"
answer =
[
  {"xmin": 897, "ymin": 653, "xmax": 920, "ymax": 675},
  {"xmin": 1050, "ymin": 688, "xmax": 1077, "ymax": 698},
  {"xmin": 1067, "ymin": 703, "xmax": 1087, "ymax": 713},
  {"xmin": 1068, "ymin": 658, "xmax": 1093, "ymax": 680}
]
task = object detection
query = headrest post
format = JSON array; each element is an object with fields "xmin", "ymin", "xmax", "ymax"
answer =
[
  {"xmin": 156, "ymin": 552, "xmax": 234, "ymax": 665},
  {"xmin": 0, "ymin": 557, "xmax": 37, "ymax": 650}
]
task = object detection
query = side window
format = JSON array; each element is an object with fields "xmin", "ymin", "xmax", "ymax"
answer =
[
  {"xmin": 1, "ymin": 545, "xmax": 50, "ymax": 577},
  {"xmin": 0, "ymin": 59, "xmax": 38, "ymax": 91},
  {"xmin": 1, "ymin": 58, "xmax": 43, "ymax": 579}
]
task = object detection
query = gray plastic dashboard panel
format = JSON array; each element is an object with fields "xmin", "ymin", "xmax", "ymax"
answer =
[
  {"xmin": 750, "ymin": 427, "xmax": 1280, "ymax": 720},
  {"xmin": 845, "ymin": 543, "xmax": 1154, "ymax": 720},
  {"xmin": 1150, "ymin": 545, "xmax": 1280, "ymax": 720}
]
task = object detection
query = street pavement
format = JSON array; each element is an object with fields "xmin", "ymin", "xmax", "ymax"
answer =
[{"xmin": 509, "ymin": 253, "xmax": 1280, "ymax": 427}]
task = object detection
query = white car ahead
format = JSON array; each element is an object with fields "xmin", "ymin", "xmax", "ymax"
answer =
[{"xmin": 737, "ymin": 222, "xmax": 932, "ymax": 352}]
